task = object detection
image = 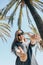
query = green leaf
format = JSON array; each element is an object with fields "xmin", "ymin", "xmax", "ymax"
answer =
[
  {"xmin": 0, "ymin": 23, "xmax": 11, "ymax": 42},
  {"xmin": 18, "ymin": 4, "xmax": 22, "ymax": 30},
  {"xmin": 0, "ymin": 32, "xmax": 7, "ymax": 42},
  {"xmin": 0, "ymin": 23, "xmax": 11, "ymax": 31},
  {"xmin": 8, "ymin": 1, "xmax": 20, "ymax": 25},
  {"xmin": 32, "ymin": 1, "xmax": 43, "ymax": 12},
  {"xmin": 1, "ymin": 0, "xmax": 16, "ymax": 18}
]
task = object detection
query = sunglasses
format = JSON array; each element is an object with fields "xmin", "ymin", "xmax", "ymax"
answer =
[{"xmin": 17, "ymin": 32, "xmax": 24, "ymax": 36}]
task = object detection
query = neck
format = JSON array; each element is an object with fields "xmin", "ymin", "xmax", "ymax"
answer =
[{"xmin": 19, "ymin": 39, "xmax": 25, "ymax": 43}]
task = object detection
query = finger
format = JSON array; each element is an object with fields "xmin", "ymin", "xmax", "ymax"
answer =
[
  {"xmin": 18, "ymin": 46, "xmax": 24, "ymax": 53},
  {"xmin": 18, "ymin": 46, "xmax": 22, "ymax": 51}
]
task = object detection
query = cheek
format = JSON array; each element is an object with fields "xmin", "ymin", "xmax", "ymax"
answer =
[
  {"xmin": 21, "ymin": 35, "xmax": 24, "ymax": 39},
  {"xmin": 18, "ymin": 36, "xmax": 21, "ymax": 39}
]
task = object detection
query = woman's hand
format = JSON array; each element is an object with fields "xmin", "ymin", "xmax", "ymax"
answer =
[
  {"xmin": 27, "ymin": 33, "xmax": 42, "ymax": 45},
  {"xmin": 18, "ymin": 46, "xmax": 24, "ymax": 53},
  {"xmin": 18, "ymin": 46, "xmax": 27, "ymax": 62},
  {"xmin": 31, "ymin": 34, "xmax": 42, "ymax": 45},
  {"xmin": 16, "ymin": 46, "xmax": 27, "ymax": 62},
  {"xmin": 16, "ymin": 46, "xmax": 24, "ymax": 57}
]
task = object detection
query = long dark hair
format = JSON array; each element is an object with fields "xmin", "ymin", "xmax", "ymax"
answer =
[{"xmin": 11, "ymin": 30, "xmax": 24, "ymax": 51}]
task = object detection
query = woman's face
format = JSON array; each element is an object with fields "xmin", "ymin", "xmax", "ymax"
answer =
[{"xmin": 16, "ymin": 30, "xmax": 24, "ymax": 41}]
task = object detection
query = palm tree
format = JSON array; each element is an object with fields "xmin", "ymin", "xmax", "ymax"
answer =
[
  {"xmin": 0, "ymin": 0, "xmax": 43, "ymax": 38},
  {"xmin": 0, "ymin": 0, "xmax": 43, "ymax": 47}
]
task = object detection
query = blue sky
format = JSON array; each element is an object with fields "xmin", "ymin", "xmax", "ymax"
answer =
[{"xmin": 0, "ymin": 0, "xmax": 43, "ymax": 65}]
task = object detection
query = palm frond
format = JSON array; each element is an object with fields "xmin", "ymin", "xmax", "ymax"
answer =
[
  {"xmin": 0, "ymin": 23, "xmax": 11, "ymax": 31},
  {"xmin": 18, "ymin": 4, "xmax": 23, "ymax": 30},
  {"xmin": 0, "ymin": 9, "xmax": 3, "ymax": 15},
  {"xmin": 0, "ymin": 27, "xmax": 11, "ymax": 37},
  {"xmin": 37, "ymin": 1, "xmax": 43, "ymax": 7},
  {"xmin": 8, "ymin": 1, "xmax": 21, "ymax": 25},
  {"xmin": 35, "ymin": 41, "xmax": 43, "ymax": 55},
  {"xmin": 0, "ymin": 15, "xmax": 10, "ymax": 20},
  {"xmin": 0, "ymin": 23, "xmax": 11, "ymax": 41},
  {"xmin": 32, "ymin": 1, "xmax": 43, "ymax": 12},
  {"xmin": 1, "ymin": 0, "xmax": 17, "ymax": 18},
  {"xmin": 0, "ymin": 32, "xmax": 7, "ymax": 42},
  {"xmin": 29, "ymin": 23, "xmax": 38, "ymax": 34},
  {"xmin": 26, "ymin": 7, "xmax": 32, "ymax": 24},
  {"xmin": 33, "ymin": 0, "xmax": 43, "ymax": 2}
]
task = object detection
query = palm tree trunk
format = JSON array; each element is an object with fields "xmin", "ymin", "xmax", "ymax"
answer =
[{"xmin": 24, "ymin": 0, "xmax": 43, "ymax": 39}]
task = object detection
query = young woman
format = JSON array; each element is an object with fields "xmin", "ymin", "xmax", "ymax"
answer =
[{"xmin": 11, "ymin": 30, "xmax": 41, "ymax": 65}]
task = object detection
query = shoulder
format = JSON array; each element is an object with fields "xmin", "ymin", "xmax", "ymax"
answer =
[
  {"xmin": 11, "ymin": 41, "xmax": 18, "ymax": 50},
  {"xmin": 29, "ymin": 42, "xmax": 35, "ymax": 47}
]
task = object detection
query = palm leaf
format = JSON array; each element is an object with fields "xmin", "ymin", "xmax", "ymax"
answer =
[
  {"xmin": 0, "ymin": 32, "xmax": 7, "ymax": 42},
  {"xmin": 18, "ymin": 4, "xmax": 22, "ymax": 30},
  {"xmin": 33, "ymin": 0, "xmax": 43, "ymax": 2},
  {"xmin": 0, "ymin": 28, "xmax": 11, "ymax": 37},
  {"xmin": 32, "ymin": 1, "xmax": 43, "ymax": 12},
  {"xmin": 8, "ymin": 1, "xmax": 21, "ymax": 25},
  {"xmin": 37, "ymin": 1, "xmax": 43, "ymax": 7},
  {"xmin": 0, "ymin": 23, "xmax": 11, "ymax": 41},
  {"xmin": 0, "ymin": 23, "xmax": 11, "ymax": 31},
  {"xmin": 1, "ymin": 0, "xmax": 17, "ymax": 18},
  {"xmin": 26, "ymin": 7, "xmax": 32, "ymax": 25},
  {"xmin": 26, "ymin": 7, "xmax": 31, "ymax": 24},
  {"xmin": 29, "ymin": 23, "xmax": 38, "ymax": 34}
]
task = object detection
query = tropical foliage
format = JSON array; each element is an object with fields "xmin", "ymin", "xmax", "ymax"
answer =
[
  {"xmin": 0, "ymin": 0, "xmax": 43, "ymax": 49},
  {"xmin": 0, "ymin": 0, "xmax": 43, "ymax": 29}
]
